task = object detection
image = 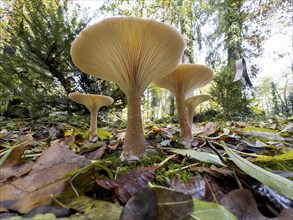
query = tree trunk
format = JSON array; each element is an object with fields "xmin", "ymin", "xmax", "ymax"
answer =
[{"xmin": 121, "ymin": 94, "xmax": 146, "ymax": 160}]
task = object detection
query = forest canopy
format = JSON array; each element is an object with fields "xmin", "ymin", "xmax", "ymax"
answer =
[{"xmin": 0, "ymin": 0, "xmax": 292, "ymax": 121}]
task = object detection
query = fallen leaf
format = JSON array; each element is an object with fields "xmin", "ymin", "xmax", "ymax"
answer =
[
  {"xmin": 280, "ymin": 123, "xmax": 293, "ymax": 134},
  {"xmin": 120, "ymin": 187, "xmax": 193, "ymax": 220},
  {"xmin": 169, "ymin": 149, "xmax": 224, "ymax": 166},
  {"xmin": 108, "ymin": 142, "xmax": 119, "ymax": 150},
  {"xmin": 116, "ymin": 131, "xmax": 126, "ymax": 141},
  {"xmin": 220, "ymin": 189, "xmax": 293, "ymax": 220},
  {"xmin": 83, "ymin": 144, "xmax": 107, "ymax": 160},
  {"xmin": 222, "ymin": 144, "xmax": 293, "ymax": 200},
  {"xmin": 155, "ymin": 187, "xmax": 194, "ymax": 220},
  {"xmin": 170, "ymin": 174, "xmax": 226, "ymax": 203},
  {"xmin": 0, "ymin": 134, "xmax": 33, "ymax": 167},
  {"xmin": 170, "ymin": 174, "xmax": 206, "ymax": 199},
  {"xmin": 97, "ymin": 128, "xmax": 112, "ymax": 140},
  {"xmin": 23, "ymin": 205, "xmax": 75, "ymax": 218},
  {"xmin": 203, "ymin": 122, "xmax": 219, "ymax": 137},
  {"xmin": 0, "ymin": 143, "xmax": 86, "ymax": 213},
  {"xmin": 220, "ymin": 189, "xmax": 265, "ymax": 219},
  {"xmin": 96, "ymin": 166, "xmax": 156, "ymax": 203},
  {"xmin": 0, "ymin": 135, "xmax": 35, "ymax": 183},
  {"xmin": 66, "ymin": 196, "xmax": 122, "ymax": 220},
  {"xmin": 185, "ymin": 199, "xmax": 237, "ymax": 220},
  {"xmin": 120, "ymin": 187, "xmax": 157, "ymax": 220},
  {"xmin": 255, "ymin": 184, "xmax": 293, "ymax": 209},
  {"xmin": 244, "ymin": 131, "xmax": 285, "ymax": 141}
]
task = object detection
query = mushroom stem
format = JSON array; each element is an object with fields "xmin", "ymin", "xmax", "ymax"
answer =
[
  {"xmin": 121, "ymin": 94, "xmax": 146, "ymax": 160},
  {"xmin": 187, "ymin": 105, "xmax": 194, "ymax": 127},
  {"xmin": 176, "ymin": 94, "xmax": 192, "ymax": 147},
  {"xmin": 89, "ymin": 109, "xmax": 98, "ymax": 141}
]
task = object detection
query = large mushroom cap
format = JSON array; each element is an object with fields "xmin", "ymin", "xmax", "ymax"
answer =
[
  {"xmin": 185, "ymin": 94, "xmax": 212, "ymax": 109},
  {"xmin": 71, "ymin": 17, "xmax": 185, "ymax": 96},
  {"xmin": 154, "ymin": 64, "xmax": 214, "ymax": 98},
  {"xmin": 68, "ymin": 93, "xmax": 114, "ymax": 112}
]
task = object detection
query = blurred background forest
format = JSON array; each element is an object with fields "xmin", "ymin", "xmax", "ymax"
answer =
[{"xmin": 0, "ymin": 0, "xmax": 292, "ymax": 124}]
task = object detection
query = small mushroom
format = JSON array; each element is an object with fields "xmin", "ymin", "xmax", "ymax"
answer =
[
  {"xmin": 185, "ymin": 94, "xmax": 212, "ymax": 126},
  {"xmin": 68, "ymin": 93, "xmax": 114, "ymax": 141},
  {"xmin": 154, "ymin": 64, "xmax": 214, "ymax": 146},
  {"xmin": 71, "ymin": 17, "xmax": 185, "ymax": 160}
]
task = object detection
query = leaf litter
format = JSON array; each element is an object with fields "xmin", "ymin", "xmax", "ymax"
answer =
[{"xmin": 0, "ymin": 117, "xmax": 292, "ymax": 219}]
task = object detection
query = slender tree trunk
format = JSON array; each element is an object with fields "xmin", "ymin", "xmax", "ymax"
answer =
[
  {"xmin": 89, "ymin": 109, "xmax": 98, "ymax": 141},
  {"xmin": 121, "ymin": 94, "xmax": 146, "ymax": 160},
  {"xmin": 176, "ymin": 94, "xmax": 192, "ymax": 147}
]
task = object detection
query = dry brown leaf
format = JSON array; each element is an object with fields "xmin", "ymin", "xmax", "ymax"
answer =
[
  {"xmin": 108, "ymin": 142, "xmax": 119, "ymax": 150},
  {"xmin": 0, "ymin": 142, "xmax": 86, "ymax": 213},
  {"xmin": 83, "ymin": 144, "xmax": 107, "ymax": 160},
  {"xmin": 171, "ymin": 174, "xmax": 206, "ymax": 199},
  {"xmin": 96, "ymin": 166, "xmax": 156, "ymax": 203},
  {"xmin": 120, "ymin": 187, "xmax": 193, "ymax": 220},
  {"xmin": 220, "ymin": 189, "xmax": 293, "ymax": 220},
  {"xmin": 2, "ymin": 134, "xmax": 34, "ymax": 167},
  {"xmin": 170, "ymin": 174, "xmax": 225, "ymax": 203},
  {"xmin": 0, "ymin": 135, "xmax": 35, "ymax": 183}
]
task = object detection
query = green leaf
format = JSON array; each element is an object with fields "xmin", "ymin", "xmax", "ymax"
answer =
[
  {"xmin": 184, "ymin": 199, "xmax": 237, "ymax": 220},
  {"xmin": 169, "ymin": 149, "xmax": 224, "ymax": 166},
  {"xmin": 66, "ymin": 196, "xmax": 122, "ymax": 220},
  {"xmin": 222, "ymin": 144, "xmax": 293, "ymax": 200},
  {"xmin": 97, "ymin": 128, "xmax": 112, "ymax": 140}
]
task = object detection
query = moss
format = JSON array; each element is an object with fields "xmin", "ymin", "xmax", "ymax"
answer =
[
  {"xmin": 140, "ymin": 152, "xmax": 164, "ymax": 165},
  {"xmin": 241, "ymin": 126, "xmax": 277, "ymax": 133}
]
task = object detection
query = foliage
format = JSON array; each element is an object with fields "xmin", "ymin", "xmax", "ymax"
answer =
[
  {"xmin": 99, "ymin": 0, "xmax": 291, "ymax": 120},
  {"xmin": 0, "ymin": 0, "xmax": 126, "ymax": 117},
  {"xmin": 210, "ymin": 66, "xmax": 253, "ymax": 120}
]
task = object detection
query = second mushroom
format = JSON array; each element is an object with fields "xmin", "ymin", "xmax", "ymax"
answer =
[{"xmin": 154, "ymin": 64, "xmax": 214, "ymax": 146}]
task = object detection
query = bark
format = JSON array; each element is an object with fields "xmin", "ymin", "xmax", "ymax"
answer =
[
  {"xmin": 176, "ymin": 95, "xmax": 192, "ymax": 147},
  {"xmin": 120, "ymin": 94, "xmax": 146, "ymax": 160},
  {"xmin": 89, "ymin": 109, "xmax": 98, "ymax": 141}
]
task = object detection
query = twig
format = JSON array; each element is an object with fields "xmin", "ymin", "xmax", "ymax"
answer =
[
  {"xmin": 165, "ymin": 163, "xmax": 199, "ymax": 176},
  {"xmin": 50, "ymin": 194, "xmax": 68, "ymax": 208},
  {"xmin": 204, "ymin": 176, "xmax": 218, "ymax": 204},
  {"xmin": 156, "ymin": 154, "xmax": 177, "ymax": 169},
  {"xmin": 206, "ymin": 140, "xmax": 224, "ymax": 162},
  {"xmin": 233, "ymin": 168, "xmax": 243, "ymax": 189},
  {"xmin": 69, "ymin": 173, "xmax": 80, "ymax": 197}
]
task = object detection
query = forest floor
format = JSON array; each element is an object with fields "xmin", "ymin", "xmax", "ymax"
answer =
[{"xmin": 0, "ymin": 115, "xmax": 292, "ymax": 220}]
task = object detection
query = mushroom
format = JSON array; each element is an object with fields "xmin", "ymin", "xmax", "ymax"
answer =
[
  {"xmin": 154, "ymin": 64, "xmax": 214, "ymax": 146},
  {"xmin": 185, "ymin": 94, "xmax": 212, "ymax": 126},
  {"xmin": 70, "ymin": 17, "xmax": 185, "ymax": 160},
  {"xmin": 68, "ymin": 93, "xmax": 114, "ymax": 141}
]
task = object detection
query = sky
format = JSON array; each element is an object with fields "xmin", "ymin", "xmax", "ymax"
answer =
[
  {"xmin": 73, "ymin": 0, "xmax": 293, "ymax": 86},
  {"xmin": 256, "ymin": 25, "xmax": 292, "ymax": 81}
]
